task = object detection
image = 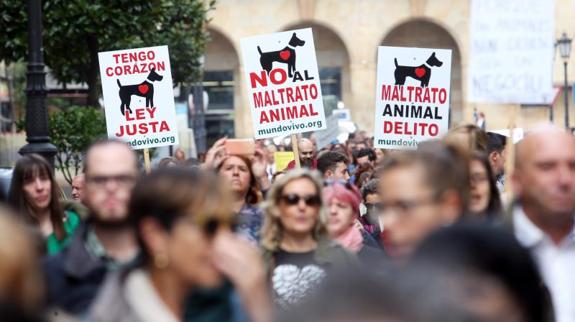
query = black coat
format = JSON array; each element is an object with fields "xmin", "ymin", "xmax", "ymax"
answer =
[{"xmin": 43, "ymin": 223, "xmax": 109, "ymax": 316}]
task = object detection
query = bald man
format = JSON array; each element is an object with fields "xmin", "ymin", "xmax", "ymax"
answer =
[
  {"xmin": 285, "ymin": 138, "xmax": 317, "ymax": 170},
  {"xmin": 511, "ymin": 125, "xmax": 575, "ymax": 322},
  {"xmin": 71, "ymin": 174, "xmax": 85, "ymax": 202}
]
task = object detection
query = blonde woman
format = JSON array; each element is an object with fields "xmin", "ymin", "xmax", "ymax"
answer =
[{"xmin": 261, "ymin": 169, "xmax": 356, "ymax": 311}]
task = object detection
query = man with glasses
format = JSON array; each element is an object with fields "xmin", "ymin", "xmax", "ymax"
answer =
[
  {"xmin": 44, "ymin": 139, "xmax": 140, "ymax": 317},
  {"xmin": 377, "ymin": 141, "xmax": 469, "ymax": 260}
]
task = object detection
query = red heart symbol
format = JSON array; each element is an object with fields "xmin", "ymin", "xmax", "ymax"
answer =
[
  {"xmin": 280, "ymin": 50, "xmax": 291, "ymax": 61},
  {"xmin": 138, "ymin": 84, "xmax": 149, "ymax": 94},
  {"xmin": 415, "ymin": 67, "xmax": 426, "ymax": 78}
]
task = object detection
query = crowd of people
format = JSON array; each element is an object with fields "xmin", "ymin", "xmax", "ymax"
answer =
[{"xmin": 0, "ymin": 122, "xmax": 573, "ymax": 322}]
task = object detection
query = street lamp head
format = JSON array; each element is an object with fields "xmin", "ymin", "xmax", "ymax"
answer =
[{"xmin": 557, "ymin": 32, "xmax": 572, "ymax": 60}]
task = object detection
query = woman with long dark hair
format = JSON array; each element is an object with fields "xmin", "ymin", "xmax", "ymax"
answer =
[
  {"xmin": 468, "ymin": 152, "xmax": 503, "ymax": 219},
  {"xmin": 8, "ymin": 154, "xmax": 81, "ymax": 254}
]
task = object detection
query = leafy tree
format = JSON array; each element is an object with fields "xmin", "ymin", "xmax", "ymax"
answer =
[
  {"xmin": 1, "ymin": 0, "xmax": 214, "ymax": 106},
  {"xmin": 49, "ymin": 106, "xmax": 106, "ymax": 185}
]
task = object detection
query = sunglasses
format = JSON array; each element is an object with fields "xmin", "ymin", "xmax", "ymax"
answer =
[
  {"xmin": 280, "ymin": 193, "xmax": 321, "ymax": 207},
  {"xmin": 179, "ymin": 215, "xmax": 230, "ymax": 238}
]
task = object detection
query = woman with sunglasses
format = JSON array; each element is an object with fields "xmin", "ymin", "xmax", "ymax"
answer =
[
  {"xmin": 261, "ymin": 169, "xmax": 356, "ymax": 311},
  {"xmin": 323, "ymin": 181, "xmax": 383, "ymax": 263},
  {"xmin": 90, "ymin": 168, "xmax": 271, "ymax": 322},
  {"xmin": 8, "ymin": 154, "xmax": 83, "ymax": 255}
]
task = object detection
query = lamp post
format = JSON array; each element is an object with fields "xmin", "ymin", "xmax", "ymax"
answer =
[
  {"xmin": 192, "ymin": 55, "xmax": 207, "ymax": 155},
  {"xmin": 557, "ymin": 33, "xmax": 572, "ymax": 130},
  {"xmin": 19, "ymin": 0, "xmax": 57, "ymax": 166}
]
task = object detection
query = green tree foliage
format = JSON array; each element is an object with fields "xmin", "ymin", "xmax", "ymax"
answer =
[
  {"xmin": 49, "ymin": 106, "xmax": 106, "ymax": 185},
  {"xmin": 0, "ymin": 0, "xmax": 214, "ymax": 106}
]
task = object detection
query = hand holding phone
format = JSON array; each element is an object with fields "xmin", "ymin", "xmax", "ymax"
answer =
[{"xmin": 225, "ymin": 139, "xmax": 256, "ymax": 156}]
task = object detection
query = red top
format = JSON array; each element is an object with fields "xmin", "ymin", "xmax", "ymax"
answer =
[{"xmin": 284, "ymin": 159, "xmax": 318, "ymax": 170}]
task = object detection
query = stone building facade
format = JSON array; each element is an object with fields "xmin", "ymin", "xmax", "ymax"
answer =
[{"xmin": 203, "ymin": 0, "xmax": 575, "ymax": 139}]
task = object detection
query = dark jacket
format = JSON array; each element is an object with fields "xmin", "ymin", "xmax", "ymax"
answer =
[{"xmin": 43, "ymin": 223, "xmax": 109, "ymax": 316}]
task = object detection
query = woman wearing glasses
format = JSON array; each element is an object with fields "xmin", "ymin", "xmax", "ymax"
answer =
[
  {"xmin": 261, "ymin": 169, "xmax": 356, "ymax": 311},
  {"xmin": 468, "ymin": 152, "xmax": 502, "ymax": 219},
  {"xmin": 90, "ymin": 168, "xmax": 271, "ymax": 322},
  {"xmin": 8, "ymin": 154, "xmax": 83, "ymax": 255}
]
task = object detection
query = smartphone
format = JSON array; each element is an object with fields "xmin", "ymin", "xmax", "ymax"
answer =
[{"xmin": 225, "ymin": 139, "xmax": 255, "ymax": 156}]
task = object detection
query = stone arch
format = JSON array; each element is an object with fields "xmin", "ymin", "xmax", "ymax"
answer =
[
  {"xmin": 381, "ymin": 19, "xmax": 463, "ymax": 124},
  {"xmin": 280, "ymin": 21, "xmax": 351, "ymax": 117},
  {"xmin": 203, "ymin": 28, "xmax": 241, "ymax": 143}
]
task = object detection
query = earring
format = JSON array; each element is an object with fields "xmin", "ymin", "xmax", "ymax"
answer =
[{"xmin": 154, "ymin": 253, "xmax": 169, "ymax": 269}]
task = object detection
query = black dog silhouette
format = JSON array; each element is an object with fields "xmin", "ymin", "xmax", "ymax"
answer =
[
  {"xmin": 393, "ymin": 52, "xmax": 443, "ymax": 87},
  {"xmin": 258, "ymin": 32, "xmax": 306, "ymax": 78},
  {"xmin": 117, "ymin": 68, "xmax": 163, "ymax": 115}
]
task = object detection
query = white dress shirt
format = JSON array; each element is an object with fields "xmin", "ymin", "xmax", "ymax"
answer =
[{"xmin": 513, "ymin": 206, "xmax": 575, "ymax": 322}]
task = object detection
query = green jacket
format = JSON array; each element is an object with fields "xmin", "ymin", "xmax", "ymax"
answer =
[{"xmin": 45, "ymin": 201, "xmax": 85, "ymax": 255}]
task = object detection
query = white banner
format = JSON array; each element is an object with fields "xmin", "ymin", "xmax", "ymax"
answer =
[
  {"xmin": 469, "ymin": 0, "xmax": 555, "ymax": 104},
  {"xmin": 314, "ymin": 114, "xmax": 340, "ymax": 149},
  {"xmin": 98, "ymin": 45, "xmax": 179, "ymax": 149},
  {"xmin": 240, "ymin": 28, "xmax": 326, "ymax": 139},
  {"xmin": 374, "ymin": 46, "xmax": 452, "ymax": 150}
]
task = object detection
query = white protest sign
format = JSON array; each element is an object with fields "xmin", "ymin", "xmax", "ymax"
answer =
[
  {"xmin": 98, "ymin": 45, "xmax": 178, "ymax": 150},
  {"xmin": 240, "ymin": 28, "xmax": 326, "ymax": 139},
  {"xmin": 469, "ymin": 0, "xmax": 555, "ymax": 104},
  {"xmin": 314, "ymin": 113, "xmax": 340, "ymax": 149},
  {"xmin": 374, "ymin": 46, "xmax": 452, "ymax": 149}
]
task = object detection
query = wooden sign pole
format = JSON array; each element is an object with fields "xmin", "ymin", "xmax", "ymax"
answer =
[
  {"xmin": 143, "ymin": 148, "xmax": 152, "ymax": 174},
  {"xmin": 291, "ymin": 134, "xmax": 301, "ymax": 168}
]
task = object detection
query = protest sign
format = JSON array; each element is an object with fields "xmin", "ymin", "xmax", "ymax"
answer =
[
  {"xmin": 374, "ymin": 46, "xmax": 452, "ymax": 150},
  {"xmin": 374, "ymin": 47, "xmax": 451, "ymax": 149},
  {"xmin": 275, "ymin": 152, "xmax": 295, "ymax": 172},
  {"xmin": 98, "ymin": 45, "xmax": 179, "ymax": 150},
  {"xmin": 240, "ymin": 28, "xmax": 326, "ymax": 140},
  {"xmin": 314, "ymin": 114, "xmax": 340, "ymax": 149},
  {"xmin": 469, "ymin": 0, "xmax": 555, "ymax": 104}
]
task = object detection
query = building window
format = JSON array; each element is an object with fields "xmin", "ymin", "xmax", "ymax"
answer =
[
  {"xmin": 203, "ymin": 70, "xmax": 235, "ymax": 143},
  {"xmin": 204, "ymin": 71, "xmax": 234, "ymax": 111},
  {"xmin": 319, "ymin": 67, "xmax": 341, "ymax": 117}
]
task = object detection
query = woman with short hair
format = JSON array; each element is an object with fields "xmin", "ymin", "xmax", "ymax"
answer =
[
  {"xmin": 89, "ymin": 168, "xmax": 271, "ymax": 322},
  {"xmin": 323, "ymin": 181, "xmax": 383, "ymax": 263}
]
